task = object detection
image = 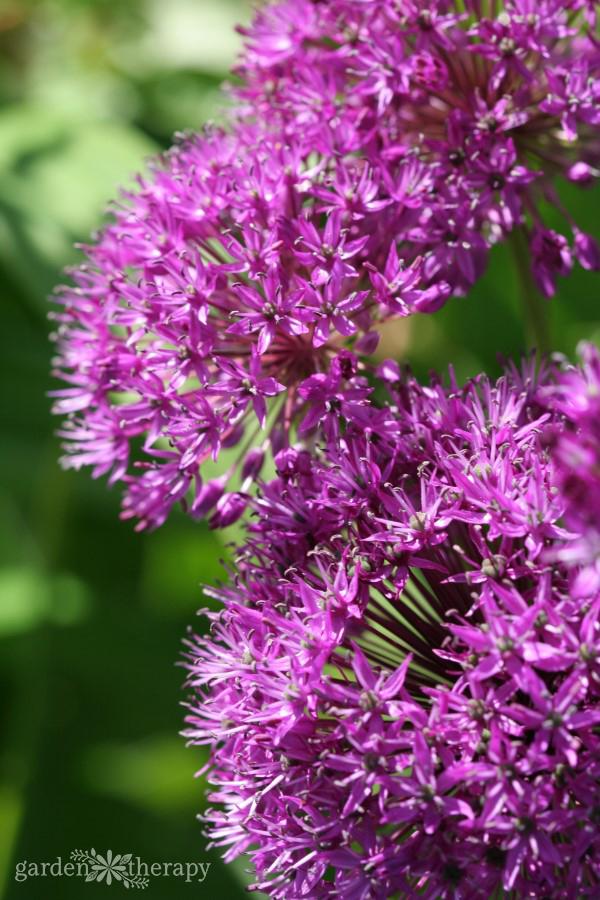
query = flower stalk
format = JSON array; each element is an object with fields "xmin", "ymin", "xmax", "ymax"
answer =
[{"xmin": 510, "ymin": 226, "xmax": 551, "ymax": 355}]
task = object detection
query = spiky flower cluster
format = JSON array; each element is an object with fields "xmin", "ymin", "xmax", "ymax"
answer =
[
  {"xmin": 49, "ymin": 124, "xmax": 445, "ymax": 531},
  {"xmin": 184, "ymin": 346, "xmax": 600, "ymax": 899},
  {"xmin": 235, "ymin": 0, "xmax": 600, "ymax": 296},
  {"xmin": 50, "ymin": 0, "xmax": 600, "ymax": 531},
  {"xmin": 48, "ymin": 3, "xmax": 600, "ymax": 890}
]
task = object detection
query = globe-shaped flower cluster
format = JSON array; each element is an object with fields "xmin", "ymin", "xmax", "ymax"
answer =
[
  {"xmin": 185, "ymin": 346, "xmax": 600, "ymax": 898},
  {"xmin": 50, "ymin": 0, "xmax": 600, "ymax": 530},
  {"xmin": 235, "ymin": 0, "xmax": 600, "ymax": 294}
]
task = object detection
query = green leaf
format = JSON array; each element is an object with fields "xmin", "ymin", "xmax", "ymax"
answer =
[
  {"xmin": 0, "ymin": 103, "xmax": 158, "ymax": 299},
  {"xmin": 0, "ymin": 568, "xmax": 48, "ymax": 636}
]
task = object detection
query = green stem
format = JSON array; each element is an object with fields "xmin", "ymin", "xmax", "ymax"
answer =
[{"xmin": 509, "ymin": 227, "xmax": 551, "ymax": 356}]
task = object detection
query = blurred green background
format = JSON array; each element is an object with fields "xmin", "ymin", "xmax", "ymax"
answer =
[{"xmin": 0, "ymin": 1, "xmax": 598, "ymax": 898}]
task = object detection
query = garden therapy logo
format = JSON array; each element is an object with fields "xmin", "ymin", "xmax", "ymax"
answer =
[
  {"xmin": 71, "ymin": 850, "xmax": 147, "ymax": 888},
  {"xmin": 15, "ymin": 850, "xmax": 210, "ymax": 886}
]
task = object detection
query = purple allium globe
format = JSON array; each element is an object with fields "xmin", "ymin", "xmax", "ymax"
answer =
[
  {"xmin": 184, "ymin": 346, "xmax": 600, "ymax": 898},
  {"xmin": 49, "ymin": 125, "xmax": 446, "ymax": 531},
  {"xmin": 49, "ymin": 0, "xmax": 600, "ymax": 531},
  {"xmin": 235, "ymin": 0, "xmax": 600, "ymax": 297}
]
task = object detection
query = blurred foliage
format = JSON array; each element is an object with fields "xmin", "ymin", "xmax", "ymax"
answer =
[
  {"xmin": 0, "ymin": 1, "xmax": 598, "ymax": 898},
  {"xmin": 0, "ymin": 1, "xmax": 252, "ymax": 897}
]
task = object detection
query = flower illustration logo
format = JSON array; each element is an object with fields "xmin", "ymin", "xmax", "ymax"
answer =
[
  {"xmin": 89, "ymin": 849, "xmax": 126, "ymax": 885},
  {"xmin": 71, "ymin": 850, "xmax": 149, "ymax": 888}
]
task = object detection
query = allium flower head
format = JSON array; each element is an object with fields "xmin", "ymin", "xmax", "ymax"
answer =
[
  {"xmin": 50, "ymin": 1, "xmax": 600, "ymax": 531},
  {"xmin": 185, "ymin": 352, "xmax": 600, "ymax": 898},
  {"xmin": 50, "ymin": 127, "xmax": 444, "ymax": 530},
  {"xmin": 235, "ymin": 0, "xmax": 600, "ymax": 296}
]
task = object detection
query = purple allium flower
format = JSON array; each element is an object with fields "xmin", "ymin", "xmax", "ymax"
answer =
[
  {"xmin": 235, "ymin": 0, "xmax": 600, "ymax": 296},
  {"xmin": 184, "ymin": 352, "xmax": 600, "ymax": 898},
  {"xmin": 50, "ymin": 127, "xmax": 445, "ymax": 529},
  {"xmin": 50, "ymin": 2, "xmax": 600, "ymax": 531}
]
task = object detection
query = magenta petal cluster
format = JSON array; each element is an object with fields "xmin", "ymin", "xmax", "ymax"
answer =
[
  {"xmin": 49, "ymin": 126, "xmax": 441, "ymax": 529},
  {"xmin": 235, "ymin": 0, "xmax": 600, "ymax": 297},
  {"xmin": 49, "ymin": 122, "xmax": 449, "ymax": 530},
  {"xmin": 50, "ymin": 1, "xmax": 600, "ymax": 531},
  {"xmin": 184, "ymin": 351, "xmax": 600, "ymax": 898}
]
